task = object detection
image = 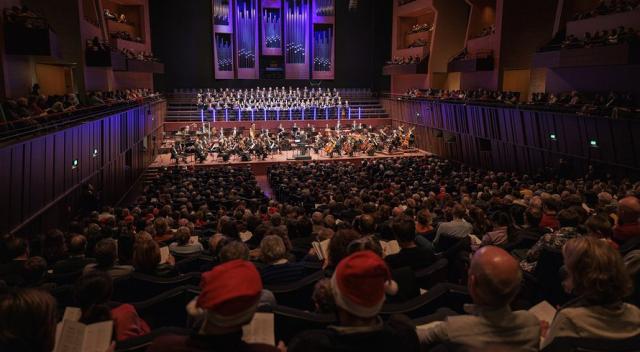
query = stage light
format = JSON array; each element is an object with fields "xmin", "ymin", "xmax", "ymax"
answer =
[
  {"xmin": 590, "ymin": 139, "xmax": 598, "ymax": 148},
  {"xmin": 92, "ymin": 149, "xmax": 98, "ymax": 158},
  {"xmin": 72, "ymin": 159, "xmax": 79, "ymax": 169},
  {"xmin": 549, "ymin": 133, "xmax": 557, "ymax": 141}
]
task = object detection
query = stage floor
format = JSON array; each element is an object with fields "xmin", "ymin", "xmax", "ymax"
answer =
[{"xmin": 150, "ymin": 149, "xmax": 431, "ymax": 172}]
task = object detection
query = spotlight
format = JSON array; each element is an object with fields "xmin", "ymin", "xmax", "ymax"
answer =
[
  {"xmin": 549, "ymin": 133, "xmax": 557, "ymax": 141},
  {"xmin": 589, "ymin": 139, "xmax": 598, "ymax": 148},
  {"xmin": 92, "ymin": 148, "xmax": 98, "ymax": 158},
  {"xmin": 72, "ymin": 159, "xmax": 79, "ymax": 169}
]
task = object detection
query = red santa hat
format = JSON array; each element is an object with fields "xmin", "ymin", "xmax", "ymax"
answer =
[
  {"xmin": 188, "ymin": 259, "xmax": 263, "ymax": 330},
  {"xmin": 331, "ymin": 251, "xmax": 397, "ymax": 318}
]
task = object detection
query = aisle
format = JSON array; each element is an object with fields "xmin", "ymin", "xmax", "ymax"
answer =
[{"xmin": 255, "ymin": 175, "xmax": 274, "ymax": 199}]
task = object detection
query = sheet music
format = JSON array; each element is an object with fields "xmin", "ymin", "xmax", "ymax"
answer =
[
  {"xmin": 380, "ymin": 240, "xmax": 401, "ymax": 257},
  {"xmin": 529, "ymin": 300, "xmax": 556, "ymax": 323},
  {"xmin": 82, "ymin": 321, "xmax": 113, "ymax": 352},
  {"xmin": 62, "ymin": 307, "xmax": 82, "ymax": 322},
  {"xmin": 160, "ymin": 246, "xmax": 170, "ymax": 264},
  {"xmin": 242, "ymin": 312, "xmax": 275, "ymax": 346}
]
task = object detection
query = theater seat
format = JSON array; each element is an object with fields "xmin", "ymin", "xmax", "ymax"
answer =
[
  {"xmin": 175, "ymin": 255, "xmax": 215, "ymax": 273},
  {"xmin": 130, "ymin": 285, "xmax": 200, "ymax": 329},
  {"xmin": 415, "ymin": 258, "xmax": 449, "ymax": 289},
  {"xmin": 115, "ymin": 327, "xmax": 192, "ymax": 352},
  {"xmin": 380, "ymin": 283, "xmax": 470, "ymax": 319},
  {"xmin": 112, "ymin": 272, "xmax": 202, "ymax": 302},
  {"xmin": 47, "ymin": 270, "xmax": 83, "ymax": 286},
  {"xmin": 524, "ymin": 246, "xmax": 571, "ymax": 306},
  {"xmin": 263, "ymin": 305, "xmax": 337, "ymax": 343},
  {"xmin": 541, "ymin": 334, "xmax": 640, "ymax": 352},
  {"xmin": 264, "ymin": 270, "xmax": 324, "ymax": 311}
]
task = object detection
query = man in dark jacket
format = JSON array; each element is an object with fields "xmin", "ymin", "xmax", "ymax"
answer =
[
  {"xmin": 287, "ymin": 251, "xmax": 419, "ymax": 352},
  {"xmin": 53, "ymin": 235, "xmax": 95, "ymax": 274}
]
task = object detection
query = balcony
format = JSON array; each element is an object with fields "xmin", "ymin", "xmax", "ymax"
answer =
[{"xmin": 533, "ymin": 42, "xmax": 640, "ymax": 69}]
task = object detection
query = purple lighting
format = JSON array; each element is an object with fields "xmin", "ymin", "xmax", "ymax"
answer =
[{"xmin": 225, "ymin": 109, "xmax": 229, "ymax": 122}]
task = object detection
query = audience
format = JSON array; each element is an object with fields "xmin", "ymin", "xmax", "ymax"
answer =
[
  {"xmin": 148, "ymin": 259, "xmax": 279, "ymax": 352},
  {"xmin": 417, "ymin": 246, "xmax": 540, "ymax": 351},
  {"xmin": 542, "ymin": 236, "xmax": 640, "ymax": 347},
  {"xmin": 83, "ymin": 238, "xmax": 134, "ymax": 279},
  {"xmin": 571, "ymin": 0, "xmax": 640, "ymax": 21},
  {"xmin": 385, "ymin": 215, "xmax": 436, "ymax": 270},
  {"xmin": 287, "ymin": 251, "xmax": 419, "ymax": 352},
  {"xmin": 0, "ymin": 288, "xmax": 58, "ymax": 352}
]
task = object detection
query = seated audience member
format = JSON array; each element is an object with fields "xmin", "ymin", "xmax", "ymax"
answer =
[
  {"xmin": 323, "ymin": 229, "xmax": 362, "ymax": 273},
  {"xmin": 83, "ymin": 238, "xmax": 134, "ymax": 279},
  {"xmin": 584, "ymin": 213, "xmax": 618, "ymax": 248},
  {"xmin": 540, "ymin": 198, "xmax": 560, "ymax": 230},
  {"xmin": 480, "ymin": 212, "xmax": 511, "ymax": 247},
  {"xmin": 542, "ymin": 236, "xmax": 640, "ymax": 347},
  {"xmin": 613, "ymin": 196, "xmax": 640, "ymax": 245},
  {"xmin": 148, "ymin": 260, "xmax": 279, "ymax": 352},
  {"xmin": 311, "ymin": 278, "xmax": 335, "ymax": 314},
  {"xmin": 53, "ymin": 235, "xmax": 95, "ymax": 274},
  {"xmin": 433, "ymin": 204, "xmax": 472, "ymax": 244},
  {"xmin": 0, "ymin": 288, "xmax": 58, "ymax": 352},
  {"xmin": 515, "ymin": 207, "xmax": 549, "ymax": 239},
  {"xmin": 415, "ymin": 209, "xmax": 435, "ymax": 241},
  {"xmin": 259, "ymin": 235, "xmax": 307, "ymax": 285},
  {"xmin": 169, "ymin": 226, "xmax": 203, "ymax": 255},
  {"xmin": 520, "ymin": 208, "xmax": 581, "ymax": 273},
  {"xmin": 287, "ymin": 251, "xmax": 419, "ymax": 352},
  {"xmin": 153, "ymin": 217, "xmax": 174, "ymax": 242},
  {"xmin": 219, "ymin": 240, "xmax": 250, "ymax": 262},
  {"xmin": 417, "ymin": 246, "xmax": 540, "ymax": 351},
  {"xmin": 0, "ymin": 237, "xmax": 29, "ymax": 286},
  {"xmin": 132, "ymin": 239, "xmax": 176, "ymax": 277},
  {"xmin": 22, "ymin": 256, "xmax": 53, "ymax": 289},
  {"xmin": 74, "ymin": 271, "xmax": 150, "ymax": 341},
  {"xmin": 41, "ymin": 229, "xmax": 68, "ymax": 265},
  {"xmin": 385, "ymin": 216, "xmax": 436, "ymax": 270}
]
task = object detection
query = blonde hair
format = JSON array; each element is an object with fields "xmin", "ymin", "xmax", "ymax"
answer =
[{"xmin": 563, "ymin": 236, "xmax": 632, "ymax": 304}]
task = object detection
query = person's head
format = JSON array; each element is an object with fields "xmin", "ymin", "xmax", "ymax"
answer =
[
  {"xmin": 311, "ymin": 212, "xmax": 324, "ymax": 226},
  {"xmin": 219, "ymin": 241, "xmax": 249, "ymax": 262},
  {"xmin": 491, "ymin": 211, "xmax": 511, "ymax": 228},
  {"xmin": 133, "ymin": 239, "xmax": 161, "ymax": 273},
  {"xmin": 42, "ymin": 229, "xmax": 66, "ymax": 261},
  {"xmin": 328, "ymin": 229, "xmax": 362, "ymax": 268},
  {"xmin": 391, "ymin": 216, "xmax": 416, "ymax": 244},
  {"xmin": 175, "ymin": 226, "xmax": 191, "ymax": 245},
  {"xmin": 68, "ymin": 235, "xmax": 88, "ymax": 256},
  {"xmin": 331, "ymin": 251, "xmax": 396, "ymax": 322},
  {"xmin": 94, "ymin": 238, "xmax": 117, "ymax": 268},
  {"xmin": 357, "ymin": 214, "xmax": 376, "ymax": 235},
  {"xmin": 259, "ymin": 235, "xmax": 288, "ymax": 264},
  {"xmin": 452, "ymin": 204, "xmax": 466, "ymax": 219},
  {"xmin": 524, "ymin": 207, "xmax": 542, "ymax": 228},
  {"xmin": 618, "ymin": 196, "xmax": 640, "ymax": 223},
  {"xmin": 347, "ymin": 236, "xmax": 383, "ymax": 257},
  {"xmin": 557, "ymin": 208, "xmax": 580, "ymax": 228},
  {"xmin": 73, "ymin": 271, "xmax": 113, "ymax": 324},
  {"xmin": 5, "ymin": 237, "xmax": 28, "ymax": 260},
  {"xmin": 467, "ymin": 246, "xmax": 522, "ymax": 308},
  {"xmin": 416, "ymin": 209, "xmax": 432, "ymax": 226},
  {"xmin": 154, "ymin": 217, "xmax": 169, "ymax": 235},
  {"xmin": 23, "ymin": 256, "xmax": 47, "ymax": 285},
  {"xmin": 312, "ymin": 278, "xmax": 335, "ymax": 314},
  {"xmin": 189, "ymin": 260, "xmax": 263, "ymax": 333},
  {"xmin": 562, "ymin": 236, "xmax": 632, "ymax": 304},
  {"xmin": 0, "ymin": 288, "xmax": 57, "ymax": 352},
  {"xmin": 584, "ymin": 214, "xmax": 613, "ymax": 239}
]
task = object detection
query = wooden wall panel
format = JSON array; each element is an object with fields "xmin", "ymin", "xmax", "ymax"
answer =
[
  {"xmin": 0, "ymin": 100, "xmax": 167, "ymax": 235},
  {"xmin": 387, "ymin": 98, "xmax": 640, "ymax": 176}
]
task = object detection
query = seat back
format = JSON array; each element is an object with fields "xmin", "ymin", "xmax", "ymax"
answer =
[
  {"xmin": 388, "ymin": 266, "xmax": 420, "ymax": 303},
  {"xmin": 132, "ymin": 285, "xmax": 201, "ymax": 329},
  {"xmin": 264, "ymin": 270, "xmax": 323, "ymax": 311},
  {"xmin": 48, "ymin": 270, "xmax": 82, "ymax": 286},
  {"xmin": 112, "ymin": 272, "xmax": 201, "ymax": 302},
  {"xmin": 115, "ymin": 327, "xmax": 192, "ymax": 352},
  {"xmin": 541, "ymin": 334, "xmax": 640, "ymax": 352},
  {"xmin": 270, "ymin": 305, "xmax": 336, "ymax": 343},
  {"xmin": 415, "ymin": 258, "xmax": 449, "ymax": 289},
  {"xmin": 534, "ymin": 246, "xmax": 569, "ymax": 306},
  {"xmin": 380, "ymin": 283, "xmax": 470, "ymax": 319}
]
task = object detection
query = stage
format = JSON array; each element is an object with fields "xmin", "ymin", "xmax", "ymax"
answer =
[{"xmin": 150, "ymin": 148, "xmax": 431, "ymax": 174}]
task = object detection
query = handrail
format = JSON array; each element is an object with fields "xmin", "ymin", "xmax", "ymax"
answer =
[{"xmin": 0, "ymin": 97, "xmax": 165, "ymax": 146}]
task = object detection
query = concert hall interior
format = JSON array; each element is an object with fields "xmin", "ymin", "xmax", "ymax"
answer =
[{"xmin": 1, "ymin": 0, "xmax": 640, "ymax": 352}]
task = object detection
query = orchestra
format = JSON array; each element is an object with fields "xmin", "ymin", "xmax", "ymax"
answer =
[{"xmin": 168, "ymin": 122, "xmax": 416, "ymax": 164}]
